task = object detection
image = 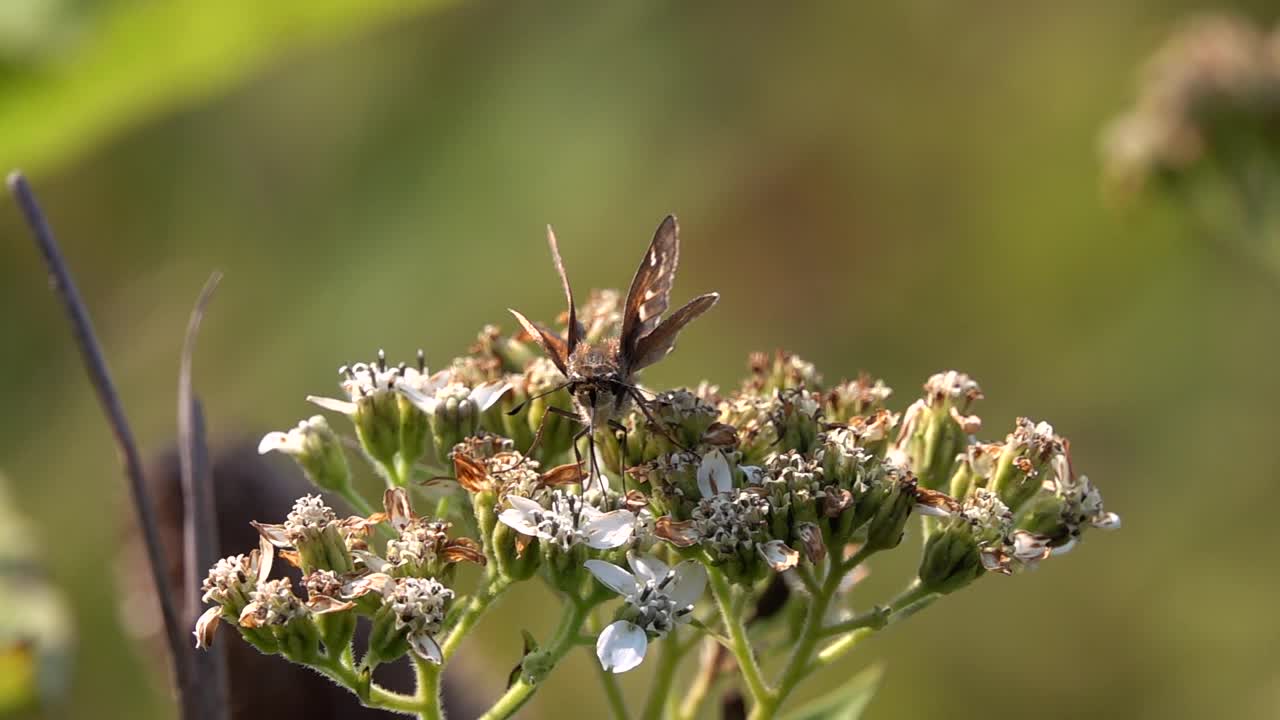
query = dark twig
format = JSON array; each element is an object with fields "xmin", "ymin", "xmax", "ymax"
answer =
[
  {"xmin": 7, "ymin": 172, "xmax": 191, "ymax": 706},
  {"xmin": 178, "ymin": 272, "xmax": 228, "ymax": 720}
]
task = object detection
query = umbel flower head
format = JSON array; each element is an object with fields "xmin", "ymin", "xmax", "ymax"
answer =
[
  {"xmin": 585, "ymin": 553, "xmax": 707, "ymax": 673},
  {"xmin": 193, "ymin": 536, "xmax": 273, "ymax": 649}
]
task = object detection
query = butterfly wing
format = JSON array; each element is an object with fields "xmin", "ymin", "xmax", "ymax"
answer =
[
  {"xmin": 546, "ymin": 224, "xmax": 585, "ymax": 353},
  {"xmin": 620, "ymin": 215, "xmax": 680, "ymax": 362},
  {"xmin": 509, "ymin": 308, "xmax": 571, "ymax": 375},
  {"xmin": 627, "ymin": 292, "xmax": 719, "ymax": 373}
]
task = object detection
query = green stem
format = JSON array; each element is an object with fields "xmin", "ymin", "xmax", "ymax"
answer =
[
  {"xmin": 885, "ymin": 580, "xmax": 938, "ymax": 625},
  {"xmin": 640, "ymin": 635, "xmax": 684, "ymax": 720},
  {"xmin": 440, "ymin": 575, "xmax": 509, "ymax": 661},
  {"xmin": 751, "ymin": 546, "xmax": 876, "ymax": 720},
  {"xmin": 707, "ymin": 567, "xmax": 773, "ymax": 710},
  {"xmin": 414, "ymin": 657, "xmax": 442, "ymax": 720},
  {"xmin": 477, "ymin": 599, "xmax": 593, "ymax": 720},
  {"xmin": 675, "ymin": 639, "xmax": 719, "ymax": 720},
  {"xmin": 338, "ymin": 486, "xmax": 375, "ymax": 517},
  {"xmin": 308, "ymin": 655, "xmax": 420, "ymax": 715},
  {"xmin": 817, "ymin": 607, "xmax": 889, "ymax": 638}
]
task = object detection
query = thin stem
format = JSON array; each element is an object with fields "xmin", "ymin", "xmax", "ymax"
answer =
[
  {"xmin": 308, "ymin": 655, "xmax": 421, "ymax": 715},
  {"xmin": 817, "ymin": 607, "xmax": 889, "ymax": 639},
  {"xmin": 885, "ymin": 580, "xmax": 937, "ymax": 625},
  {"xmin": 7, "ymin": 172, "xmax": 193, "ymax": 705},
  {"xmin": 439, "ymin": 576, "xmax": 509, "ymax": 662},
  {"xmin": 477, "ymin": 599, "xmax": 593, "ymax": 720},
  {"xmin": 707, "ymin": 567, "xmax": 772, "ymax": 709},
  {"xmin": 177, "ymin": 273, "xmax": 228, "ymax": 720},
  {"xmin": 752, "ymin": 546, "xmax": 877, "ymax": 720},
  {"xmin": 640, "ymin": 635, "xmax": 683, "ymax": 720},
  {"xmin": 339, "ymin": 487, "xmax": 375, "ymax": 517},
  {"xmin": 675, "ymin": 639, "xmax": 721, "ymax": 720}
]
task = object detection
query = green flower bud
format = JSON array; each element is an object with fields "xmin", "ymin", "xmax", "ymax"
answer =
[
  {"xmin": 771, "ymin": 389, "xmax": 823, "ymax": 455},
  {"xmin": 258, "ymin": 416, "xmax": 352, "ymax": 493},
  {"xmin": 988, "ymin": 418, "xmax": 1061, "ymax": 513},
  {"xmin": 864, "ymin": 469, "xmax": 917, "ymax": 552},
  {"xmin": 917, "ymin": 524, "xmax": 984, "ymax": 595},
  {"xmin": 399, "ymin": 375, "xmax": 511, "ymax": 468},
  {"xmin": 892, "ymin": 372, "xmax": 983, "ymax": 491},
  {"xmin": 826, "ymin": 374, "xmax": 893, "ymax": 423},
  {"xmin": 744, "ymin": 351, "xmax": 823, "ymax": 394},
  {"xmin": 253, "ymin": 495, "xmax": 354, "ymax": 575}
]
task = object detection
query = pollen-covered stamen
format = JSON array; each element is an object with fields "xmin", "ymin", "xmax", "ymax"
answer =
[
  {"xmin": 386, "ymin": 577, "xmax": 453, "ymax": 635},
  {"xmin": 202, "ymin": 554, "xmax": 257, "ymax": 608},
  {"xmin": 284, "ymin": 494, "xmax": 338, "ymax": 541},
  {"xmin": 385, "ymin": 519, "xmax": 452, "ymax": 570},
  {"xmin": 303, "ymin": 569, "xmax": 344, "ymax": 599},
  {"xmin": 961, "ymin": 489, "xmax": 1014, "ymax": 539},
  {"xmin": 691, "ymin": 489, "xmax": 770, "ymax": 557},
  {"xmin": 239, "ymin": 578, "xmax": 306, "ymax": 628},
  {"xmin": 628, "ymin": 568, "xmax": 697, "ymax": 636}
]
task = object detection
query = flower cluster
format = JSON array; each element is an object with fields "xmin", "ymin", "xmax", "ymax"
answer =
[{"xmin": 200, "ymin": 305, "xmax": 1120, "ymax": 720}]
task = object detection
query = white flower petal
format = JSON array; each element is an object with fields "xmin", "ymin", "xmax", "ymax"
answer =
[
  {"xmin": 1093, "ymin": 512, "xmax": 1122, "ymax": 530},
  {"xmin": 596, "ymin": 620, "xmax": 648, "ymax": 674},
  {"xmin": 666, "ymin": 560, "xmax": 707, "ymax": 608},
  {"xmin": 396, "ymin": 385, "xmax": 440, "ymax": 415},
  {"xmin": 498, "ymin": 508, "xmax": 540, "ymax": 537},
  {"xmin": 696, "ymin": 450, "xmax": 732, "ymax": 499},
  {"xmin": 758, "ymin": 540, "xmax": 800, "ymax": 572},
  {"xmin": 584, "ymin": 560, "xmax": 638, "ymax": 597},
  {"xmin": 257, "ymin": 431, "xmax": 295, "ymax": 456},
  {"xmin": 194, "ymin": 606, "xmax": 222, "ymax": 649},
  {"xmin": 1050, "ymin": 537, "xmax": 1078, "ymax": 556},
  {"xmin": 469, "ymin": 381, "xmax": 512, "ymax": 412},
  {"xmin": 306, "ymin": 395, "xmax": 358, "ymax": 415},
  {"xmin": 740, "ymin": 465, "xmax": 765, "ymax": 485},
  {"xmin": 582, "ymin": 510, "xmax": 636, "ymax": 549},
  {"xmin": 627, "ymin": 553, "xmax": 669, "ymax": 585},
  {"xmin": 408, "ymin": 632, "xmax": 443, "ymax": 664}
]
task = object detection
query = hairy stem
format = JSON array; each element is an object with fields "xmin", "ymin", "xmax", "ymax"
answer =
[
  {"xmin": 707, "ymin": 567, "xmax": 773, "ymax": 710},
  {"xmin": 476, "ymin": 598, "xmax": 593, "ymax": 720},
  {"xmin": 308, "ymin": 655, "xmax": 420, "ymax": 715},
  {"xmin": 414, "ymin": 659, "xmax": 442, "ymax": 720},
  {"xmin": 640, "ymin": 635, "xmax": 684, "ymax": 720}
]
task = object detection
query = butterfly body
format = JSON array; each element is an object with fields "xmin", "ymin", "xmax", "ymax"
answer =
[{"xmin": 509, "ymin": 215, "xmax": 719, "ymax": 480}]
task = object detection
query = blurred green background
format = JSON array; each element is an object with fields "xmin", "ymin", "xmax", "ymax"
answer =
[{"xmin": 1, "ymin": 1, "xmax": 1277, "ymax": 718}]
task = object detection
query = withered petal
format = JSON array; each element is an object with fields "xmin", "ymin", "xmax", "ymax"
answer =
[
  {"xmin": 654, "ymin": 517, "xmax": 699, "ymax": 548},
  {"xmin": 539, "ymin": 461, "xmax": 586, "ymax": 487},
  {"xmin": 453, "ymin": 453, "xmax": 491, "ymax": 493}
]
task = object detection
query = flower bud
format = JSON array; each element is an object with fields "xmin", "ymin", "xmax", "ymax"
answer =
[
  {"xmin": 826, "ymin": 374, "xmax": 893, "ymax": 423},
  {"xmin": 863, "ymin": 469, "xmax": 917, "ymax": 552},
  {"xmin": 258, "ymin": 416, "xmax": 351, "ymax": 494},
  {"xmin": 744, "ymin": 351, "xmax": 822, "ymax": 394},
  {"xmin": 891, "ymin": 372, "xmax": 982, "ymax": 491},
  {"xmin": 987, "ymin": 418, "xmax": 1062, "ymax": 512},
  {"xmin": 917, "ymin": 524, "xmax": 984, "ymax": 595}
]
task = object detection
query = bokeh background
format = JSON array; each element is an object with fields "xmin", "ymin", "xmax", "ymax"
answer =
[{"xmin": 1, "ymin": 1, "xmax": 1277, "ymax": 718}]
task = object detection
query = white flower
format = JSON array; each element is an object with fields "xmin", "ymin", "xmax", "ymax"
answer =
[
  {"xmin": 498, "ymin": 491, "xmax": 635, "ymax": 551},
  {"xmin": 584, "ymin": 553, "xmax": 707, "ymax": 673},
  {"xmin": 307, "ymin": 351, "xmax": 402, "ymax": 414},
  {"xmin": 257, "ymin": 415, "xmax": 332, "ymax": 456},
  {"xmin": 397, "ymin": 373, "xmax": 510, "ymax": 416}
]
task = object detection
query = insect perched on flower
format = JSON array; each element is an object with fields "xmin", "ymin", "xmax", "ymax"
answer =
[{"xmin": 509, "ymin": 215, "xmax": 720, "ymax": 484}]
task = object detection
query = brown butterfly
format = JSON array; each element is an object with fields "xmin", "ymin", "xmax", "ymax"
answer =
[{"xmin": 509, "ymin": 215, "xmax": 720, "ymax": 484}]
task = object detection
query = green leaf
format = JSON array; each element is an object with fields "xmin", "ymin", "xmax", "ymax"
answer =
[
  {"xmin": 779, "ymin": 664, "xmax": 883, "ymax": 720},
  {"xmin": 0, "ymin": 0, "xmax": 456, "ymax": 176}
]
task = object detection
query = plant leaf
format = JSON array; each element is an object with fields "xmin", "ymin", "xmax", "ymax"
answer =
[
  {"xmin": 779, "ymin": 664, "xmax": 883, "ymax": 720},
  {"xmin": 0, "ymin": 0, "xmax": 457, "ymax": 176}
]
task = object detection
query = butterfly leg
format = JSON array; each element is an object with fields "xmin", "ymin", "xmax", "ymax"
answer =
[
  {"xmin": 626, "ymin": 387, "xmax": 690, "ymax": 452},
  {"xmin": 608, "ymin": 419, "xmax": 630, "ymax": 493}
]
